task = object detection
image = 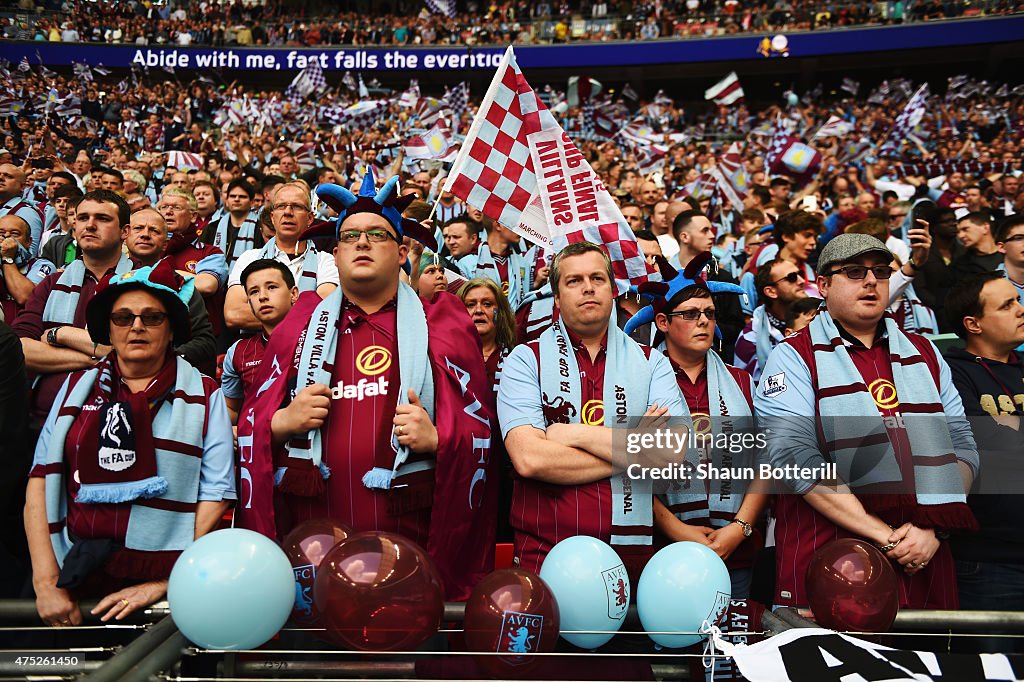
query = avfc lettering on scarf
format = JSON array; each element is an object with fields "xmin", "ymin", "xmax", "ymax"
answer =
[
  {"xmin": 237, "ymin": 409, "xmax": 255, "ymax": 509},
  {"xmin": 444, "ymin": 358, "xmax": 492, "ymax": 510},
  {"xmin": 498, "ymin": 610, "xmax": 544, "ymax": 660},
  {"xmin": 98, "ymin": 403, "xmax": 137, "ymax": 472},
  {"xmin": 601, "ymin": 564, "xmax": 630, "ymax": 619}
]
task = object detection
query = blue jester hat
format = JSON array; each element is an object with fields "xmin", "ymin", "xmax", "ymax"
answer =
[
  {"xmin": 624, "ymin": 251, "xmax": 747, "ymax": 338},
  {"xmin": 302, "ymin": 172, "xmax": 438, "ymax": 251}
]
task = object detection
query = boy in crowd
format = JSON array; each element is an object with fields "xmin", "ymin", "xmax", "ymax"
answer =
[{"xmin": 221, "ymin": 259, "xmax": 298, "ymax": 423}]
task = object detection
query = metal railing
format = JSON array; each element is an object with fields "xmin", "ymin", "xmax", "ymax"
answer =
[{"xmin": 2, "ymin": 599, "xmax": 1023, "ymax": 680}]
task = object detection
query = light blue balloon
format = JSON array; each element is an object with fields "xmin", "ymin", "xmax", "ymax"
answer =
[
  {"xmin": 637, "ymin": 541, "xmax": 731, "ymax": 648},
  {"xmin": 169, "ymin": 528, "xmax": 295, "ymax": 650},
  {"xmin": 539, "ymin": 535, "xmax": 630, "ymax": 649},
  {"xmin": 786, "ymin": 92, "xmax": 799, "ymax": 107}
]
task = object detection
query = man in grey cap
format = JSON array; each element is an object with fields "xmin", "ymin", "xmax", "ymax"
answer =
[{"xmin": 754, "ymin": 233, "xmax": 979, "ymax": 611}]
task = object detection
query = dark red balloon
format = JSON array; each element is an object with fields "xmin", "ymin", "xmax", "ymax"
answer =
[
  {"xmin": 281, "ymin": 518, "xmax": 352, "ymax": 626},
  {"xmin": 464, "ymin": 568, "xmax": 560, "ymax": 678},
  {"xmin": 313, "ymin": 532, "xmax": 444, "ymax": 651},
  {"xmin": 805, "ymin": 538, "xmax": 899, "ymax": 632}
]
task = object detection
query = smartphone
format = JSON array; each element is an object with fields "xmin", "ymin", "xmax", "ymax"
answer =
[
  {"xmin": 30, "ymin": 157, "xmax": 54, "ymax": 169},
  {"xmin": 911, "ymin": 202, "xmax": 930, "ymax": 229},
  {"xmin": 801, "ymin": 195, "xmax": 818, "ymax": 213}
]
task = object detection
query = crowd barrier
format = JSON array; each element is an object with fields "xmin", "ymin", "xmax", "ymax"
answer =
[{"xmin": 1, "ymin": 598, "xmax": 1022, "ymax": 681}]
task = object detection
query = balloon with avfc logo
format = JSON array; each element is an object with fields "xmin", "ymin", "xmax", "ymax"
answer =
[
  {"xmin": 464, "ymin": 568, "xmax": 560, "ymax": 677},
  {"xmin": 168, "ymin": 528, "xmax": 295, "ymax": 650},
  {"xmin": 280, "ymin": 519, "xmax": 352, "ymax": 627},
  {"xmin": 539, "ymin": 536, "xmax": 630, "ymax": 649},
  {"xmin": 637, "ymin": 541, "xmax": 732, "ymax": 648}
]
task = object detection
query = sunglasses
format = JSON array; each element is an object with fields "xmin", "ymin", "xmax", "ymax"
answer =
[
  {"xmin": 825, "ymin": 265, "xmax": 893, "ymax": 280},
  {"xmin": 664, "ymin": 308, "xmax": 717, "ymax": 321},
  {"xmin": 773, "ymin": 271, "xmax": 805, "ymax": 285},
  {"xmin": 110, "ymin": 311, "xmax": 169, "ymax": 327}
]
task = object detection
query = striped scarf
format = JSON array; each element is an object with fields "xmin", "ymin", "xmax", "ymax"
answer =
[
  {"xmin": 276, "ymin": 281, "xmax": 435, "ymax": 494},
  {"xmin": 516, "ymin": 284, "xmax": 556, "ymax": 343},
  {"xmin": 809, "ymin": 311, "xmax": 974, "ymax": 523},
  {"xmin": 536, "ymin": 314, "xmax": 656, "ymax": 547},
  {"xmin": 892, "ymin": 284, "xmax": 938, "ymax": 335},
  {"xmin": 664, "ymin": 351, "xmax": 753, "ymax": 524},
  {"xmin": 752, "ymin": 305, "xmax": 785, "ymax": 381},
  {"xmin": 461, "ymin": 243, "xmax": 534, "ymax": 309},
  {"xmin": 42, "ymin": 257, "xmax": 132, "ymax": 325},
  {"xmin": 209, "ymin": 211, "xmax": 258, "ymax": 266},
  {"xmin": 42, "ymin": 355, "xmax": 206, "ymax": 571},
  {"xmin": 258, "ymin": 238, "xmax": 320, "ymax": 292}
]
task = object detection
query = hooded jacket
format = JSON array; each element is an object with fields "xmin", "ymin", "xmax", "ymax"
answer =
[{"xmin": 944, "ymin": 347, "xmax": 1024, "ymax": 564}]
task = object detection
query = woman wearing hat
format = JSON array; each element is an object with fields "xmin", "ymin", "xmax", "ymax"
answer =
[{"xmin": 25, "ymin": 259, "xmax": 235, "ymax": 627}]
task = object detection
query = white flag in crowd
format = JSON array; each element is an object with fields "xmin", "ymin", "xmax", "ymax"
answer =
[
  {"xmin": 705, "ymin": 71, "xmax": 745, "ymax": 106},
  {"xmin": 811, "ymin": 115, "xmax": 854, "ymax": 140},
  {"xmin": 879, "ymin": 84, "xmax": 929, "ymax": 156}
]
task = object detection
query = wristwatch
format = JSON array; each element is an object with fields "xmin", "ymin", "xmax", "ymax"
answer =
[
  {"xmin": 47, "ymin": 326, "xmax": 62, "ymax": 347},
  {"xmin": 1, "ymin": 256, "xmax": 14, "ymax": 265},
  {"xmin": 732, "ymin": 518, "xmax": 753, "ymax": 537}
]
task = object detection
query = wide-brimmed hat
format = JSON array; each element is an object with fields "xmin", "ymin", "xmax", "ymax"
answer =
[{"xmin": 87, "ymin": 258, "xmax": 193, "ymax": 346}]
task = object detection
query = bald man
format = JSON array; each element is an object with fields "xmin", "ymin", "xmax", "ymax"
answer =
[{"xmin": 0, "ymin": 164, "xmax": 43, "ymax": 255}]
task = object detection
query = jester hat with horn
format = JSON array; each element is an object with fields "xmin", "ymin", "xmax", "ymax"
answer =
[
  {"xmin": 305, "ymin": 172, "xmax": 438, "ymax": 251},
  {"xmin": 624, "ymin": 251, "xmax": 746, "ymax": 338}
]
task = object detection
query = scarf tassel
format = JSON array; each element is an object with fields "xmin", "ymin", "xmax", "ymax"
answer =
[
  {"xmin": 362, "ymin": 466, "xmax": 395, "ymax": 490},
  {"xmin": 75, "ymin": 477, "xmax": 169, "ymax": 505},
  {"xmin": 275, "ymin": 462, "xmax": 330, "ymax": 497},
  {"xmin": 106, "ymin": 548, "xmax": 181, "ymax": 581}
]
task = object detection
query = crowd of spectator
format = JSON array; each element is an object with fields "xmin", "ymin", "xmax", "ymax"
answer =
[
  {"xmin": 1, "ymin": 0, "xmax": 1019, "ymax": 46},
  {"xmin": 0, "ymin": 44, "xmax": 1022, "ymax": 658}
]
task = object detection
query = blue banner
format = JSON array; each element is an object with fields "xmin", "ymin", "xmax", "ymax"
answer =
[{"xmin": 2, "ymin": 16, "xmax": 1020, "ymax": 73}]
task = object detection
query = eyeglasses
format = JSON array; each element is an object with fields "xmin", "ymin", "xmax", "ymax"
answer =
[
  {"xmin": 338, "ymin": 228, "xmax": 399, "ymax": 244},
  {"xmin": 826, "ymin": 265, "xmax": 893, "ymax": 280},
  {"xmin": 889, "ymin": 213, "xmax": 908, "ymax": 221},
  {"xmin": 159, "ymin": 204, "xmax": 190, "ymax": 213},
  {"xmin": 110, "ymin": 311, "xmax": 169, "ymax": 327},
  {"xmin": 1000, "ymin": 234, "xmax": 1024, "ymax": 244},
  {"xmin": 773, "ymin": 271, "xmax": 805, "ymax": 285},
  {"xmin": 664, "ymin": 308, "xmax": 717, "ymax": 321},
  {"xmin": 271, "ymin": 202, "xmax": 310, "ymax": 213}
]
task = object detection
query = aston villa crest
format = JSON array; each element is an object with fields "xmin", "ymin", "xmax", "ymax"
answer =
[
  {"xmin": 498, "ymin": 610, "xmax": 544, "ymax": 662},
  {"xmin": 601, "ymin": 564, "xmax": 630, "ymax": 620}
]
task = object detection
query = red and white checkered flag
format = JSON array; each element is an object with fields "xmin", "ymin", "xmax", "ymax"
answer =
[
  {"xmin": 443, "ymin": 47, "xmax": 556, "ymax": 232},
  {"xmin": 563, "ymin": 222, "xmax": 653, "ymax": 294},
  {"xmin": 445, "ymin": 47, "xmax": 654, "ymax": 295}
]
